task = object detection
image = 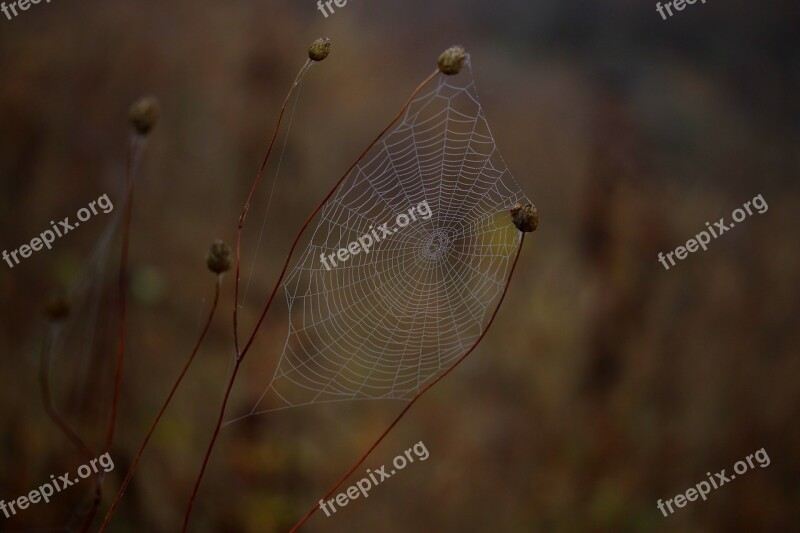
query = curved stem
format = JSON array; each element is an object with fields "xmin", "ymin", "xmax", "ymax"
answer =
[
  {"xmin": 182, "ymin": 359, "xmax": 241, "ymax": 532},
  {"xmin": 39, "ymin": 327, "xmax": 97, "ymax": 464},
  {"xmin": 79, "ymin": 485, "xmax": 103, "ymax": 533},
  {"xmin": 39, "ymin": 326, "xmax": 102, "ymax": 533},
  {"xmin": 86, "ymin": 135, "xmax": 140, "ymax": 532},
  {"xmin": 233, "ymin": 59, "xmax": 312, "ymax": 356},
  {"xmin": 99, "ymin": 279, "xmax": 221, "ymax": 532},
  {"xmin": 239, "ymin": 68, "xmax": 440, "ymax": 360},
  {"xmin": 289, "ymin": 233, "xmax": 527, "ymax": 532},
  {"xmin": 182, "ymin": 68, "xmax": 441, "ymax": 532},
  {"xmin": 106, "ymin": 135, "xmax": 140, "ymax": 450}
]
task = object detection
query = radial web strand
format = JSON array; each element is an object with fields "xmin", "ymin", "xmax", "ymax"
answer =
[{"xmin": 245, "ymin": 57, "xmax": 530, "ymax": 416}]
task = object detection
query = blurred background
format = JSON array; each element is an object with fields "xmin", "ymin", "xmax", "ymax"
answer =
[{"xmin": 0, "ymin": 0, "xmax": 798, "ymax": 531}]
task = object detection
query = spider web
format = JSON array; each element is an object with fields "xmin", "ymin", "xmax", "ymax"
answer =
[{"xmin": 248, "ymin": 57, "xmax": 530, "ymax": 415}]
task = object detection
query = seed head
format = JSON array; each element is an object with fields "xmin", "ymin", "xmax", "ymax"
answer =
[
  {"xmin": 207, "ymin": 240, "xmax": 232, "ymax": 274},
  {"xmin": 510, "ymin": 203, "xmax": 539, "ymax": 233},
  {"xmin": 308, "ymin": 38, "xmax": 332, "ymax": 62},
  {"xmin": 129, "ymin": 97, "xmax": 160, "ymax": 136},
  {"xmin": 44, "ymin": 293, "xmax": 70, "ymax": 321},
  {"xmin": 438, "ymin": 46, "xmax": 467, "ymax": 75}
]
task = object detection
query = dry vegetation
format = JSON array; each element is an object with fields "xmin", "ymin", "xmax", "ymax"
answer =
[{"xmin": 0, "ymin": 0, "xmax": 797, "ymax": 531}]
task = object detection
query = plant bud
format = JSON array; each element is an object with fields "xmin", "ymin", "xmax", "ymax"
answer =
[
  {"xmin": 129, "ymin": 97, "xmax": 160, "ymax": 135},
  {"xmin": 438, "ymin": 46, "xmax": 467, "ymax": 75},
  {"xmin": 308, "ymin": 38, "xmax": 332, "ymax": 61},
  {"xmin": 44, "ymin": 294, "xmax": 70, "ymax": 321},
  {"xmin": 510, "ymin": 203, "xmax": 538, "ymax": 232},
  {"xmin": 206, "ymin": 240, "xmax": 232, "ymax": 274}
]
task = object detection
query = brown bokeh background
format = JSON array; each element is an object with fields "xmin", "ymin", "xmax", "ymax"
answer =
[{"xmin": 1, "ymin": 0, "xmax": 798, "ymax": 531}]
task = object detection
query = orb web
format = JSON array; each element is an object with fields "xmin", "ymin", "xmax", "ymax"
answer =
[{"xmin": 248, "ymin": 57, "xmax": 530, "ymax": 414}]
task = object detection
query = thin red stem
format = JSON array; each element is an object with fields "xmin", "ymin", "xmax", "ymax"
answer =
[
  {"xmin": 181, "ymin": 358, "xmax": 241, "ymax": 532},
  {"xmin": 106, "ymin": 135, "xmax": 138, "ymax": 450},
  {"xmin": 76, "ymin": 135, "xmax": 141, "ymax": 531},
  {"xmin": 233, "ymin": 59, "xmax": 312, "ymax": 356},
  {"xmin": 289, "ymin": 233, "xmax": 527, "ymax": 532},
  {"xmin": 182, "ymin": 68, "xmax": 441, "ymax": 531},
  {"xmin": 239, "ymin": 69, "xmax": 440, "ymax": 359},
  {"xmin": 39, "ymin": 328, "xmax": 97, "ymax": 464},
  {"xmin": 40, "ymin": 325, "xmax": 102, "ymax": 533},
  {"xmin": 99, "ymin": 279, "xmax": 221, "ymax": 532},
  {"xmin": 79, "ymin": 485, "xmax": 103, "ymax": 533}
]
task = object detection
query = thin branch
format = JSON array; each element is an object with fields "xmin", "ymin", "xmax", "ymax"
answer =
[
  {"xmin": 99, "ymin": 278, "xmax": 221, "ymax": 532},
  {"xmin": 105, "ymin": 134, "xmax": 140, "ymax": 450},
  {"xmin": 39, "ymin": 327, "xmax": 97, "ymax": 464},
  {"xmin": 289, "ymin": 233, "xmax": 526, "ymax": 532},
  {"xmin": 182, "ymin": 68, "xmax": 441, "ymax": 532},
  {"xmin": 239, "ymin": 68, "xmax": 440, "ymax": 359},
  {"xmin": 181, "ymin": 357, "xmax": 242, "ymax": 532},
  {"xmin": 85, "ymin": 135, "xmax": 140, "ymax": 531},
  {"xmin": 233, "ymin": 59, "xmax": 312, "ymax": 356},
  {"xmin": 39, "ymin": 322, "xmax": 103, "ymax": 533}
]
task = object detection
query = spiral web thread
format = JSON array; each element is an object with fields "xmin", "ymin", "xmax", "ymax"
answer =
[{"xmin": 247, "ymin": 57, "xmax": 530, "ymax": 415}]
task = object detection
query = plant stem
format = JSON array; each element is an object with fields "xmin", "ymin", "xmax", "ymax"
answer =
[
  {"xmin": 39, "ymin": 325, "xmax": 101, "ymax": 533},
  {"xmin": 106, "ymin": 135, "xmax": 139, "ymax": 450},
  {"xmin": 288, "ymin": 233, "xmax": 527, "ymax": 532},
  {"xmin": 182, "ymin": 357, "xmax": 242, "ymax": 532},
  {"xmin": 182, "ymin": 68, "xmax": 441, "ymax": 532},
  {"xmin": 40, "ymin": 327, "xmax": 97, "ymax": 464},
  {"xmin": 99, "ymin": 278, "xmax": 221, "ymax": 532},
  {"xmin": 233, "ymin": 60, "xmax": 312, "ymax": 356},
  {"xmin": 89, "ymin": 134, "xmax": 140, "ymax": 530},
  {"xmin": 239, "ymin": 68, "xmax": 441, "ymax": 359}
]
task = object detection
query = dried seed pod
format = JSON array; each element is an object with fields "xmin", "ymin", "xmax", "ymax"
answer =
[
  {"xmin": 206, "ymin": 240, "xmax": 232, "ymax": 274},
  {"xmin": 44, "ymin": 293, "xmax": 70, "ymax": 321},
  {"xmin": 510, "ymin": 203, "xmax": 539, "ymax": 232},
  {"xmin": 129, "ymin": 97, "xmax": 160, "ymax": 135},
  {"xmin": 438, "ymin": 46, "xmax": 467, "ymax": 75},
  {"xmin": 308, "ymin": 37, "xmax": 332, "ymax": 61}
]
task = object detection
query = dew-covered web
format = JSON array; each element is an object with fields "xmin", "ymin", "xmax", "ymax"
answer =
[{"xmin": 246, "ymin": 57, "xmax": 530, "ymax": 415}]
